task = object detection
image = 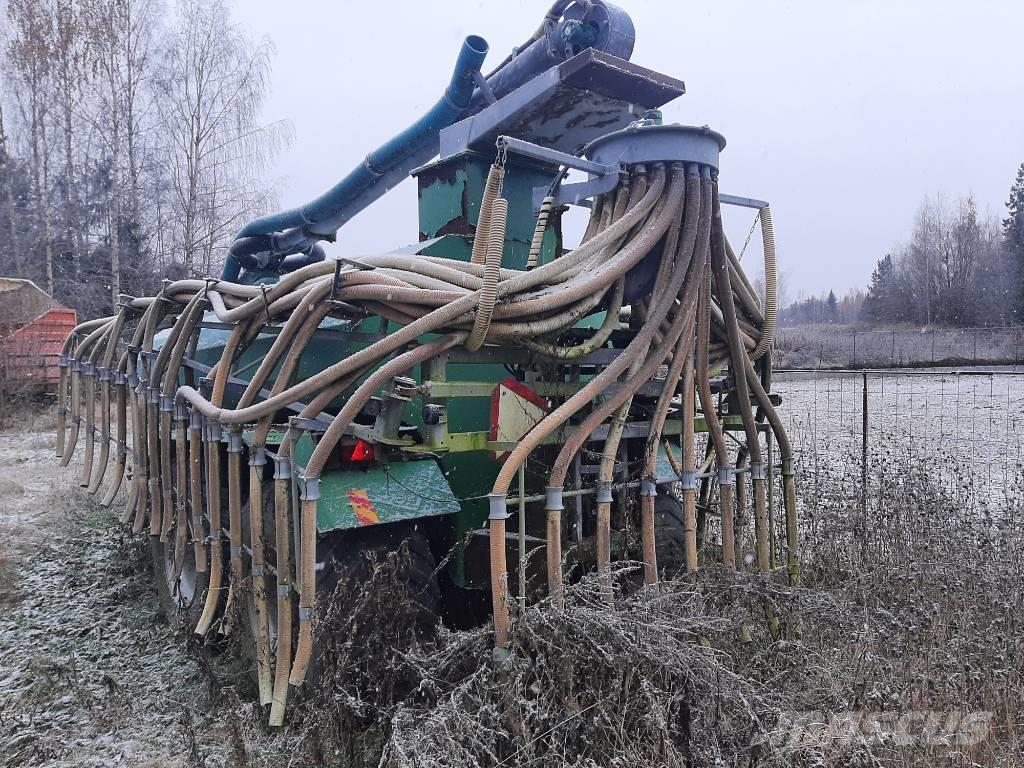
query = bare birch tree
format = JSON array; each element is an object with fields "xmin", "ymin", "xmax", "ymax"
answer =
[{"xmin": 155, "ymin": 0, "xmax": 289, "ymax": 277}]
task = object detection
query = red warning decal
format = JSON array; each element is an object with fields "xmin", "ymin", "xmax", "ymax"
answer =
[{"xmin": 347, "ymin": 488, "xmax": 379, "ymax": 525}]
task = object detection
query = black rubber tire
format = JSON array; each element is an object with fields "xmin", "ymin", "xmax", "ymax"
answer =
[
  {"xmin": 308, "ymin": 527, "xmax": 441, "ymax": 698},
  {"xmin": 237, "ymin": 482, "xmax": 440, "ymax": 693},
  {"xmin": 654, "ymin": 490, "xmax": 688, "ymax": 578},
  {"xmin": 150, "ymin": 524, "xmax": 211, "ymax": 631},
  {"xmin": 318, "ymin": 527, "xmax": 441, "ymax": 633}
]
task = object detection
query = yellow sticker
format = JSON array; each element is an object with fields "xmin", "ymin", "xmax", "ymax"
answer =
[{"xmin": 347, "ymin": 488, "xmax": 379, "ymax": 525}]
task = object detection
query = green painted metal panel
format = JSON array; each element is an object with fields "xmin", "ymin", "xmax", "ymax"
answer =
[{"xmin": 313, "ymin": 460, "xmax": 461, "ymax": 532}]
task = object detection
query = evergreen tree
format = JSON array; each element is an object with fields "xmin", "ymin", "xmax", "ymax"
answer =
[
  {"xmin": 863, "ymin": 253, "xmax": 900, "ymax": 322},
  {"xmin": 1004, "ymin": 163, "xmax": 1024, "ymax": 319},
  {"xmin": 826, "ymin": 290, "xmax": 838, "ymax": 323}
]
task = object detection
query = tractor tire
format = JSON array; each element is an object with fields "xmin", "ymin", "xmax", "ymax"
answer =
[
  {"xmin": 150, "ymin": 516, "xmax": 211, "ymax": 632},
  {"xmin": 238, "ymin": 482, "xmax": 440, "ymax": 695},
  {"xmin": 653, "ymin": 490, "xmax": 688, "ymax": 579},
  {"xmin": 307, "ymin": 527, "xmax": 441, "ymax": 697}
]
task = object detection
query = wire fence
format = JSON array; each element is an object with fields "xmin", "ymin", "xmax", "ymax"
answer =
[
  {"xmin": 774, "ymin": 325, "xmax": 1024, "ymax": 369},
  {"xmin": 774, "ymin": 368, "xmax": 1024, "ymax": 516}
]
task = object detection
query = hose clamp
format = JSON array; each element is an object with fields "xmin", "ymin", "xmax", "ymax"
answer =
[
  {"xmin": 640, "ymin": 478, "xmax": 658, "ymax": 498},
  {"xmin": 117, "ymin": 442, "xmax": 128, "ymax": 458},
  {"xmin": 544, "ymin": 486, "xmax": 564, "ymax": 512},
  {"xmin": 71, "ymin": 359, "xmax": 81, "ymax": 373},
  {"xmin": 58, "ymin": 354, "xmax": 70, "ymax": 368},
  {"xmin": 227, "ymin": 427, "xmax": 244, "ymax": 454},
  {"xmin": 594, "ymin": 480, "xmax": 613, "ymax": 504},
  {"xmin": 162, "ymin": 489, "xmax": 173, "ymax": 499},
  {"xmin": 160, "ymin": 395, "xmax": 174, "ymax": 413},
  {"xmin": 230, "ymin": 546, "xmax": 242, "ymax": 558},
  {"xmin": 192, "ymin": 515, "xmax": 204, "ymax": 527},
  {"xmin": 148, "ymin": 478, "xmax": 160, "ymax": 489},
  {"xmin": 718, "ymin": 466, "xmax": 736, "ymax": 486},
  {"xmin": 56, "ymin": 405, "xmax": 68, "ymax": 415},
  {"xmin": 251, "ymin": 564, "xmax": 265, "ymax": 577},
  {"xmin": 127, "ymin": 370, "xmax": 139, "ymax": 389},
  {"xmin": 301, "ymin": 477, "xmax": 320, "ymax": 502},
  {"xmin": 273, "ymin": 457, "xmax": 292, "ymax": 480},
  {"xmin": 781, "ymin": 457, "xmax": 795, "ymax": 477},
  {"xmin": 277, "ymin": 584, "xmax": 291, "ymax": 597},
  {"xmin": 487, "ymin": 493, "xmax": 510, "ymax": 520},
  {"xmin": 680, "ymin": 470, "xmax": 699, "ymax": 491},
  {"xmin": 749, "ymin": 462, "xmax": 766, "ymax": 482},
  {"xmin": 189, "ymin": 409, "xmax": 203, "ymax": 435},
  {"xmin": 97, "ymin": 367, "xmax": 112, "ymax": 382},
  {"xmin": 115, "ymin": 371, "xmax": 128, "ymax": 386},
  {"xmin": 81, "ymin": 362, "xmax": 95, "ymax": 377},
  {"xmin": 206, "ymin": 422, "xmax": 223, "ymax": 443},
  {"xmin": 147, "ymin": 386, "xmax": 161, "ymax": 405},
  {"xmin": 174, "ymin": 402, "xmax": 188, "ymax": 421},
  {"xmin": 72, "ymin": 415, "xmax": 83, "ymax": 425},
  {"xmin": 249, "ymin": 446, "xmax": 266, "ymax": 467},
  {"xmin": 298, "ymin": 607, "xmax": 312, "ymax": 621}
]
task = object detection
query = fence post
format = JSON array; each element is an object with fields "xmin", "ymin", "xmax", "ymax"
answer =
[
  {"xmin": 931, "ymin": 331, "xmax": 936, "ymax": 364},
  {"xmin": 891, "ymin": 331, "xmax": 895, "ymax": 367},
  {"xmin": 973, "ymin": 329, "xmax": 978, "ymax": 365},
  {"xmin": 861, "ymin": 370, "xmax": 869, "ymax": 551},
  {"xmin": 852, "ymin": 330, "xmax": 857, "ymax": 368}
]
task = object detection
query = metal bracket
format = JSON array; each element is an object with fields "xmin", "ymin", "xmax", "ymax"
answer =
[
  {"xmin": 680, "ymin": 469, "xmax": 699, "ymax": 491},
  {"xmin": 719, "ymin": 193, "xmax": 769, "ymax": 210},
  {"xmin": 289, "ymin": 416, "xmax": 331, "ymax": 433},
  {"xmin": 545, "ymin": 486, "xmax": 564, "ymax": 512},
  {"xmin": 497, "ymin": 135, "xmax": 613, "ymax": 177},
  {"xmin": 488, "ymin": 493, "xmax": 511, "ymax": 521},
  {"xmin": 532, "ymin": 171, "xmax": 622, "ymax": 212}
]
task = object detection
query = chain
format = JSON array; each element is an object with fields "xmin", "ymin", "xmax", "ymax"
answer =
[
  {"xmin": 495, "ymin": 140, "xmax": 509, "ymax": 196},
  {"xmin": 737, "ymin": 210, "xmax": 761, "ymax": 262}
]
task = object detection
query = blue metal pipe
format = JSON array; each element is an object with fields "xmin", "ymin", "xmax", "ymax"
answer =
[
  {"xmin": 221, "ymin": 2, "xmax": 636, "ymax": 281},
  {"xmin": 221, "ymin": 35, "xmax": 489, "ymax": 281}
]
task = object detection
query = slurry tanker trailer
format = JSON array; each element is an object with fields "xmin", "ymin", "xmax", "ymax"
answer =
[{"xmin": 56, "ymin": 1, "xmax": 796, "ymax": 725}]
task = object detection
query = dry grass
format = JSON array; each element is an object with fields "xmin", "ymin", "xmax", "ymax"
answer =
[
  {"xmin": 775, "ymin": 324, "xmax": 1024, "ymax": 369},
  {"xmin": 266, "ymin": 447, "xmax": 1023, "ymax": 767}
]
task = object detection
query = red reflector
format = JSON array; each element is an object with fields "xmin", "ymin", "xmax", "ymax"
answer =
[{"xmin": 345, "ymin": 439, "xmax": 375, "ymax": 463}]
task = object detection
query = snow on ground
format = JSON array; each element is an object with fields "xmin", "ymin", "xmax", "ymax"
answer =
[{"xmin": 0, "ymin": 422, "xmax": 235, "ymax": 768}]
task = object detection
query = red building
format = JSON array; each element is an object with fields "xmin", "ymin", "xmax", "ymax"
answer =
[{"xmin": 0, "ymin": 279, "xmax": 77, "ymax": 391}]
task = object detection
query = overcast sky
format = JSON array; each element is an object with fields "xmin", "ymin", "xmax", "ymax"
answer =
[{"xmin": 238, "ymin": 0, "xmax": 1024, "ymax": 300}]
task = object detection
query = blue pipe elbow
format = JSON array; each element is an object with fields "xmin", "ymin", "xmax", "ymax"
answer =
[{"xmin": 225, "ymin": 34, "xmax": 489, "ymax": 277}]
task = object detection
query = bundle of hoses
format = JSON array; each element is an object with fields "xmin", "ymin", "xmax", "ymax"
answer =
[{"xmin": 55, "ymin": 160, "xmax": 795, "ymax": 725}]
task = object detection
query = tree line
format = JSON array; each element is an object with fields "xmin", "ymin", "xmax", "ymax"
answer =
[
  {"xmin": 0, "ymin": 0, "xmax": 288, "ymax": 320},
  {"xmin": 783, "ymin": 166, "xmax": 1024, "ymax": 328}
]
